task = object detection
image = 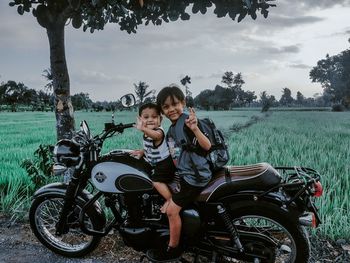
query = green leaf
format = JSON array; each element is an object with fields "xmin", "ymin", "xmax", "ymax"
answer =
[
  {"xmin": 9, "ymin": 2, "xmax": 16, "ymax": 7},
  {"xmin": 262, "ymin": 9, "xmax": 269, "ymax": 18},
  {"xmin": 36, "ymin": 5, "xmax": 49, "ymax": 28},
  {"xmin": 200, "ymin": 6, "xmax": 207, "ymax": 14},
  {"xmin": 192, "ymin": 3, "xmax": 200, "ymax": 14},
  {"xmin": 155, "ymin": 19, "xmax": 162, "ymax": 25},
  {"xmin": 180, "ymin": 13, "xmax": 190, "ymax": 20},
  {"xmin": 17, "ymin": 5, "xmax": 24, "ymax": 15},
  {"xmin": 72, "ymin": 14, "xmax": 83, "ymax": 28},
  {"xmin": 237, "ymin": 10, "xmax": 247, "ymax": 23},
  {"xmin": 251, "ymin": 11, "xmax": 257, "ymax": 20}
]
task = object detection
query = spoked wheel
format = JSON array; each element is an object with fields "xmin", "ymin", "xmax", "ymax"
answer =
[
  {"xmin": 29, "ymin": 193, "xmax": 102, "ymax": 257},
  {"xmin": 233, "ymin": 215, "xmax": 296, "ymax": 262},
  {"xmin": 223, "ymin": 201, "xmax": 310, "ymax": 263}
]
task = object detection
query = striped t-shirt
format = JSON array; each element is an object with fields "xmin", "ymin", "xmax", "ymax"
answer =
[{"xmin": 143, "ymin": 127, "xmax": 170, "ymax": 166}]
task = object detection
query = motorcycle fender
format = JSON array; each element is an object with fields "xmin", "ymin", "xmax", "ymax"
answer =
[
  {"xmin": 33, "ymin": 182, "xmax": 106, "ymax": 228},
  {"xmin": 217, "ymin": 191, "xmax": 302, "ymax": 220}
]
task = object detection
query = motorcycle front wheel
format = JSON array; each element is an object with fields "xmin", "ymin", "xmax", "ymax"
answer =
[
  {"xmin": 29, "ymin": 192, "xmax": 102, "ymax": 257},
  {"xmin": 226, "ymin": 201, "xmax": 310, "ymax": 263}
]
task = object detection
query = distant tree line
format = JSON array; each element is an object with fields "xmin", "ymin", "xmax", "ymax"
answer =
[
  {"xmin": 4, "ymin": 39, "xmax": 350, "ymax": 114},
  {"xmin": 192, "ymin": 72, "xmax": 332, "ymax": 111},
  {"xmin": 0, "ymin": 75, "xmax": 333, "ymax": 113},
  {"xmin": 0, "ymin": 80, "xmax": 53, "ymax": 112}
]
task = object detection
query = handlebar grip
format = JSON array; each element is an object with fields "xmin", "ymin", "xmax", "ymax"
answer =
[{"xmin": 123, "ymin": 123, "xmax": 135, "ymax": 129}]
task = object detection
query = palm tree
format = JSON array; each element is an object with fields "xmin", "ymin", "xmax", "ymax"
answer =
[{"xmin": 134, "ymin": 81, "xmax": 155, "ymax": 104}]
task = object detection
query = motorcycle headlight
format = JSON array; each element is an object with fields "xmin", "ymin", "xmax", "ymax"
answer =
[
  {"xmin": 53, "ymin": 139, "xmax": 81, "ymax": 166},
  {"xmin": 53, "ymin": 164, "xmax": 67, "ymax": 176}
]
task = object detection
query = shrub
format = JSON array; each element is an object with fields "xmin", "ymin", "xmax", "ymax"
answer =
[
  {"xmin": 20, "ymin": 144, "xmax": 54, "ymax": 190},
  {"xmin": 332, "ymin": 104, "xmax": 344, "ymax": 112}
]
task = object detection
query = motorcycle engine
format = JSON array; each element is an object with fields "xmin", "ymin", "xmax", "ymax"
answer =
[
  {"xmin": 118, "ymin": 192, "xmax": 169, "ymax": 251},
  {"xmin": 118, "ymin": 192, "xmax": 201, "ymax": 250}
]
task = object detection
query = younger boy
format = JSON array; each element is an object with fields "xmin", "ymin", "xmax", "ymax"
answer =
[
  {"xmin": 147, "ymin": 85, "xmax": 212, "ymax": 262},
  {"xmin": 132, "ymin": 103, "xmax": 176, "ymax": 213}
]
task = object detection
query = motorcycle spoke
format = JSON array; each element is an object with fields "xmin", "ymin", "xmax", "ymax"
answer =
[
  {"xmin": 233, "ymin": 216, "xmax": 296, "ymax": 263},
  {"xmin": 35, "ymin": 197, "xmax": 95, "ymax": 252}
]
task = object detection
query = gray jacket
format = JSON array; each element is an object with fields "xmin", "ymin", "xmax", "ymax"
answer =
[{"xmin": 166, "ymin": 113, "xmax": 212, "ymax": 187}]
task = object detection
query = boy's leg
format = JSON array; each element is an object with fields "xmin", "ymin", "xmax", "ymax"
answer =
[
  {"xmin": 146, "ymin": 199, "xmax": 183, "ymax": 261},
  {"xmin": 153, "ymin": 182, "xmax": 172, "ymax": 213},
  {"xmin": 166, "ymin": 199, "xmax": 182, "ymax": 248},
  {"xmin": 153, "ymin": 182, "xmax": 172, "ymax": 200}
]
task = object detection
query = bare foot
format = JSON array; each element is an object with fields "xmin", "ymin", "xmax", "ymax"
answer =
[{"xmin": 160, "ymin": 200, "xmax": 170, "ymax": 213}]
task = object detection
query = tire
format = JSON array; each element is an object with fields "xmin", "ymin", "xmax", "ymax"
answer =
[
  {"xmin": 29, "ymin": 192, "xmax": 102, "ymax": 257},
  {"xmin": 227, "ymin": 200, "xmax": 310, "ymax": 263}
]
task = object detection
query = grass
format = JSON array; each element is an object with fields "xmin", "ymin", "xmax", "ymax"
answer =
[
  {"xmin": 228, "ymin": 111, "xmax": 350, "ymax": 240},
  {"xmin": 0, "ymin": 109, "xmax": 349, "ymax": 239}
]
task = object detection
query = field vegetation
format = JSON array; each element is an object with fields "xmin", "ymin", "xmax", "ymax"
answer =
[{"xmin": 0, "ymin": 110, "xmax": 349, "ymax": 240}]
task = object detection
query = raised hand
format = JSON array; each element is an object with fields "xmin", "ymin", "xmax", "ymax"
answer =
[
  {"xmin": 134, "ymin": 116, "xmax": 147, "ymax": 131},
  {"xmin": 185, "ymin": 107, "xmax": 198, "ymax": 131}
]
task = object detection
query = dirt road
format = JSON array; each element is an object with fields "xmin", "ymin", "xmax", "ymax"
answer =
[
  {"xmin": 0, "ymin": 216, "xmax": 349, "ymax": 263},
  {"xmin": 0, "ymin": 218, "xmax": 142, "ymax": 263}
]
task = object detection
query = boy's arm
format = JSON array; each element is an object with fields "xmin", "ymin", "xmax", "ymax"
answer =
[
  {"xmin": 192, "ymin": 128, "xmax": 211, "ymax": 151},
  {"xmin": 185, "ymin": 108, "xmax": 211, "ymax": 151},
  {"xmin": 142, "ymin": 127, "xmax": 163, "ymax": 142}
]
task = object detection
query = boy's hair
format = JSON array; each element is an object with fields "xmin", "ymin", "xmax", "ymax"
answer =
[
  {"xmin": 138, "ymin": 102, "xmax": 161, "ymax": 116},
  {"xmin": 156, "ymin": 84, "xmax": 185, "ymax": 109}
]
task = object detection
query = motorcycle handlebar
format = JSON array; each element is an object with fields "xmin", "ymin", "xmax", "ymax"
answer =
[{"xmin": 101, "ymin": 122, "xmax": 135, "ymax": 141}]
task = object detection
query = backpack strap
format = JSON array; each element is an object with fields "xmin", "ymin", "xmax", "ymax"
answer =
[{"xmin": 173, "ymin": 113, "xmax": 189, "ymax": 147}]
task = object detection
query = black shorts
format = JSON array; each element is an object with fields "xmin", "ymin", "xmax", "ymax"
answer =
[
  {"xmin": 172, "ymin": 178, "xmax": 203, "ymax": 208},
  {"xmin": 151, "ymin": 156, "xmax": 176, "ymax": 184}
]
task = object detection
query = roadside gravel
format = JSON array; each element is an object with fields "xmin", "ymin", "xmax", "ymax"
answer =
[{"xmin": 0, "ymin": 215, "xmax": 349, "ymax": 263}]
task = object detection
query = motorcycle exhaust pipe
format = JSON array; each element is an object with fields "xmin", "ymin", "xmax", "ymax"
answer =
[{"xmin": 299, "ymin": 212, "xmax": 316, "ymax": 228}]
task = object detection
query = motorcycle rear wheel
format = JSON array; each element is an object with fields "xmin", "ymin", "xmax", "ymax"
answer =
[
  {"xmin": 226, "ymin": 201, "xmax": 310, "ymax": 263},
  {"xmin": 29, "ymin": 192, "xmax": 102, "ymax": 257}
]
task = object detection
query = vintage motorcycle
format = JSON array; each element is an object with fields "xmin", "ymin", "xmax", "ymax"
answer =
[{"xmin": 29, "ymin": 94, "xmax": 323, "ymax": 263}]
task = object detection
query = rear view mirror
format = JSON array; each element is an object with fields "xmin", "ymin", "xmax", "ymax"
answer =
[{"xmin": 121, "ymin": 94, "xmax": 136, "ymax": 108}]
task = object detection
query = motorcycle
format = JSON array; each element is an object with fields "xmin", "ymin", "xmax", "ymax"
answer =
[{"xmin": 29, "ymin": 94, "xmax": 323, "ymax": 263}]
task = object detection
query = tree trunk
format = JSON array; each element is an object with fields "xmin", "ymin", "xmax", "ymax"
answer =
[{"xmin": 46, "ymin": 22, "xmax": 75, "ymax": 141}]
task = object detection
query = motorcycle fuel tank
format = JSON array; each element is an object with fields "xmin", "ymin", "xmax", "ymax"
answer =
[{"xmin": 91, "ymin": 162, "xmax": 153, "ymax": 193}]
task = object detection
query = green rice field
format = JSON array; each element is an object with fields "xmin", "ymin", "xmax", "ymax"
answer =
[{"xmin": 0, "ymin": 110, "xmax": 349, "ymax": 240}]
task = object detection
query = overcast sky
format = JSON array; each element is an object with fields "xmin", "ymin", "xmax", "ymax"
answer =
[{"xmin": 1, "ymin": 1, "xmax": 350, "ymax": 101}]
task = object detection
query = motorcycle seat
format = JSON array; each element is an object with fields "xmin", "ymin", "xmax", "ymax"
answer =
[{"xmin": 196, "ymin": 162, "xmax": 281, "ymax": 202}]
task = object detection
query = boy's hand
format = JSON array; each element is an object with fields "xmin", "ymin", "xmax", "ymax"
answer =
[
  {"xmin": 185, "ymin": 107, "xmax": 198, "ymax": 131},
  {"xmin": 134, "ymin": 116, "xmax": 146, "ymax": 131},
  {"xmin": 129, "ymin": 149, "xmax": 144, "ymax": 159}
]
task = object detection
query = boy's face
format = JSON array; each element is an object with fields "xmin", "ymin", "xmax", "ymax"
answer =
[
  {"xmin": 140, "ymin": 107, "xmax": 161, "ymax": 129},
  {"xmin": 160, "ymin": 96, "xmax": 185, "ymax": 123}
]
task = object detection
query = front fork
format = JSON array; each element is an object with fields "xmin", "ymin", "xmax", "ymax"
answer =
[{"xmin": 55, "ymin": 176, "xmax": 81, "ymax": 236}]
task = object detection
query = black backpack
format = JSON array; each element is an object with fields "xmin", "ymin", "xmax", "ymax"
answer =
[{"xmin": 176, "ymin": 114, "xmax": 230, "ymax": 172}]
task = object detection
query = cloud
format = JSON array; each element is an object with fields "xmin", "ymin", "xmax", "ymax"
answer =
[
  {"xmin": 72, "ymin": 69, "xmax": 131, "ymax": 85},
  {"xmin": 276, "ymin": 0, "xmax": 350, "ymax": 14},
  {"xmin": 297, "ymin": 0, "xmax": 350, "ymax": 8},
  {"xmin": 288, "ymin": 63, "xmax": 312, "ymax": 69},
  {"xmin": 267, "ymin": 15, "xmax": 324, "ymax": 27}
]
